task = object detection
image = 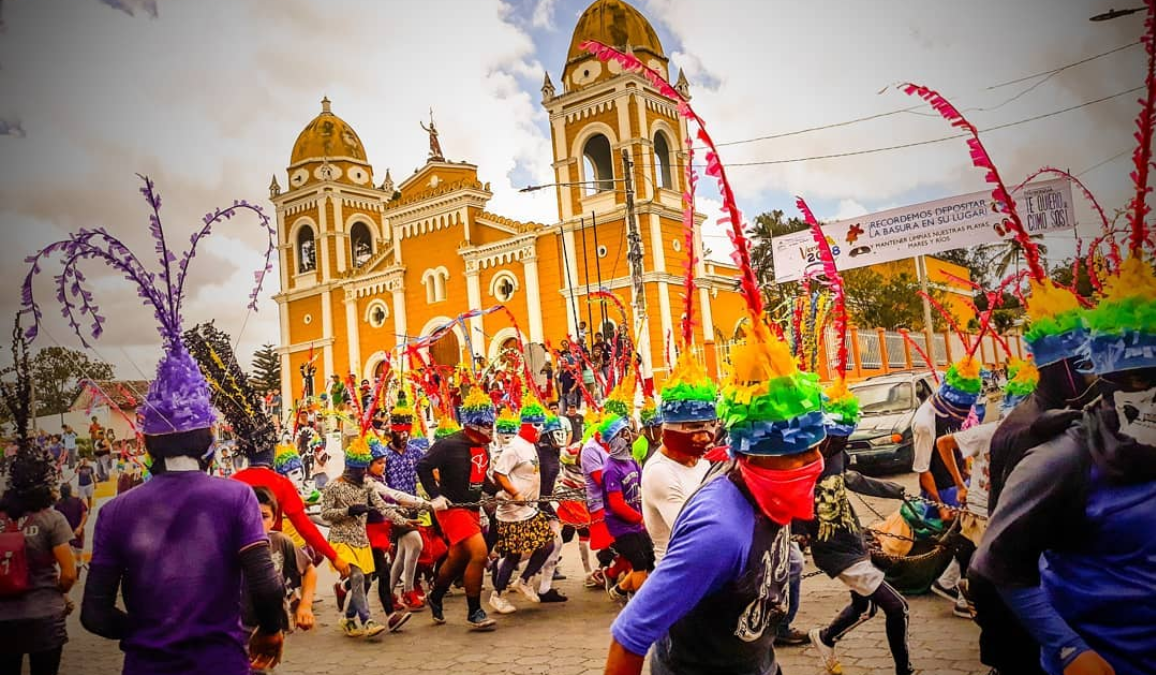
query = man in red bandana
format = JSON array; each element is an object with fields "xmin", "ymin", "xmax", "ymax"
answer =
[{"xmin": 604, "ymin": 354, "xmax": 828, "ymax": 675}]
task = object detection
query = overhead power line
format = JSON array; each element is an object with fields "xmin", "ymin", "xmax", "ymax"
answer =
[
  {"xmin": 708, "ymin": 41, "xmax": 1141, "ymax": 149},
  {"xmin": 698, "ymin": 86, "xmax": 1141, "ymax": 167}
]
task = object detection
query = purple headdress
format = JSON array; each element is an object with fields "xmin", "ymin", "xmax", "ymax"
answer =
[{"xmin": 20, "ymin": 175, "xmax": 275, "ymax": 435}]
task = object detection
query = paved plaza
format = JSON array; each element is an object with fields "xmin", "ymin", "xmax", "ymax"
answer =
[{"xmin": 56, "ymin": 473, "xmax": 989, "ymax": 675}]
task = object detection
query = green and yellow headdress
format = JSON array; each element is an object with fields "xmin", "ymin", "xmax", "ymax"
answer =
[
  {"xmin": 494, "ymin": 407, "xmax": 520, "ymax": 435},
  {"xmin": 519, "ymin": 391, "xmax": 547, "ymax": 425},
  {"xmin": 659, "ymin": 352, "xmax": 717, "ymax": 424},
  {"xmin": 604, "ymin": 371, "xmax": 636, "ymax": 420}
]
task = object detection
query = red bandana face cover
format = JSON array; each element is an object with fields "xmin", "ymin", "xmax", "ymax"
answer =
[{"xmin": 737, "ymin": 455, "xmax": 825, "ymax": 526}]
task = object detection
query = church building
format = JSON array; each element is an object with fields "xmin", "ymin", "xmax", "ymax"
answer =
[{"xmin": 271, "ymin": 0, "xmax": 750, "ymax": 401}]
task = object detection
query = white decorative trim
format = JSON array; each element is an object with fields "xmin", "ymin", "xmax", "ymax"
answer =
[{"xmin": 363, "ymin": 350, "xmax": 390, "ymax": 381}]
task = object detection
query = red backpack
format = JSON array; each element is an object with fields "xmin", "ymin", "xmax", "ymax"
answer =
[{"xmin": 0, "ymin": 514, "xmax": 30, "ymax": 597}]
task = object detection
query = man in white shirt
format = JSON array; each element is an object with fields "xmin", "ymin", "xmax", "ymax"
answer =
[
  {"xmin": 641, "ymin": 368, "xmax": 718, "ymax": 564},
  {"xmin": 488, "ymin": 405, "xmax": 556, "ymax": 615}
]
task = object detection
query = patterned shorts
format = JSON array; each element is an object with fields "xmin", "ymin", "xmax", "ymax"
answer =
[{"xmin": 495, "ymin": 512, "xmax": 554, "ymax": 556}]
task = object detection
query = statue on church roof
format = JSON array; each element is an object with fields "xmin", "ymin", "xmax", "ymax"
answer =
[{"xmin": 420, "ymin": 108, "xmax": 445, "ymax": 162}]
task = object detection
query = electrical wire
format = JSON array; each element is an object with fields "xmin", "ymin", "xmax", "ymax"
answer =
[
  {"xmin": 685, "ymin": 86, "xmax": 1142, "ymax": 168},
  {"xmin": 707, "ymin": 41, "xmax": 1140, "ymax": 149}
]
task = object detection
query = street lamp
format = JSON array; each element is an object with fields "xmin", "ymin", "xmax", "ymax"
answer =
[{"xmin": 1090, "ymin": 6, "xmax": 1145, "ymax": 21}]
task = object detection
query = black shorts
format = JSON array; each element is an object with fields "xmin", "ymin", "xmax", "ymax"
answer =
[{"xmin": 612, "ymin": 531, "xmax": 655, "ymax": 573}]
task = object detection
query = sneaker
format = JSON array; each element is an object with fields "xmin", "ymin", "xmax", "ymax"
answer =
[
  {"xmin": 386, "ymin": 611, "xmax": 412, "ymax": 632},
  {"xmin": 931, "ymin": 580, "xmax": 960, "ymax": 603},
  {"xmin": 340, "ymin": 618, "xmax": 364, "ymax": 637},
  {"xmin": 607, "ymin": 584, "xmax": 628, "ymax": 604},
  {"xmin": 415, "ymin": 584, "xmax": 427, "ymax": 602},
  {"xmin": 584, "ymin": 571, "xmax": 603, "ymax": 589},
  {"xmin": 538, "ymin": 589, "xmax": 569, "ymax": 603},
  {"xmin": 511, "ymin": 577, "xmax": 540, "ymax": 603},
  {"xmin": 428, "ymin": 594, "xmax": 446, "ymax": 625},
  {"xmin": 808, "ymin": 628, "xmax": 843, "ymax": 675},
  {"xmin": 402, "ymin": 590, "xmax": 426, "ymax": 611},
  {"xmin": 468, "ymin": 608, "xmax": 497, "ymax": 631},
  {"xmin": 361, "ymin": 619, "xmax": 387, "ymax": 638},
  {"xmin": 774, "ymin": 628, "xmax": 809, "ymax": 647},
  {"xmin": 552, "ymin": 570, "xmax": 567, "ymax": 581},
  {"xmin": 489, "ymin": 591, "xmax": 517, "ymax": 614},
  {"xmin": 333, "ymin": 582, "xmax": 348, "ymax": 613}
]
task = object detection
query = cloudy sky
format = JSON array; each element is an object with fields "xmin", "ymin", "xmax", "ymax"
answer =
[{"xmin": 0, "ymin": 0, "xmax": 1145, "ymax": 377}]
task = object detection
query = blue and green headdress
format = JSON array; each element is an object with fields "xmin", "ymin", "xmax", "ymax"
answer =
[
  {"xmin": 494, "ymin": 407, "xmax": 520, "ymax": 435},
  {"xmin": 659, "ymin": 352, "xmax": 717, "ymax": 424},
  {"xmin": 460, "ymin": 387, "xmax": 496, "ymax": 427},
  {"xmin": 519, "ymin": 392, "xmax": 548, "ymax": 425},
  {"xmin": 273, "ymin": 443, "xmax": 304, "ymax": 476}
]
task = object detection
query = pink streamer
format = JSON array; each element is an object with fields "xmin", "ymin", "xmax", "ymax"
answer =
[{"xmin": 797, "ymin": 197, "xmax": 849, "ymax": 378}]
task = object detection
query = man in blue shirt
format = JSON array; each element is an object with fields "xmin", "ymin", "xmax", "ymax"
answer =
[{"xmin": 605, "ymin": 337, "xmax": 828, "ymax": 675}]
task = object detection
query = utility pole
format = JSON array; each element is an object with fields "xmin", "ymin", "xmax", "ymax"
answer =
[
  {"xmin": 621, "ymin": 149, "xmax": 651, "ymax": 381},
  {"xmin": 916, "ymin": 255, "xmax": 936, "ymax": 365}
]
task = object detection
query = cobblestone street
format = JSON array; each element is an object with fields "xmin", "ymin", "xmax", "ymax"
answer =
[{"xmin": 55, "ymin": 474, "xmax": 989, "ymax": 675}]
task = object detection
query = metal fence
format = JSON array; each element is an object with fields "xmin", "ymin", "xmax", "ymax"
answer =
[
  {"xmin": 885, "ymin": 332, "xmax": 907, "ymax": 368},
  {"xmin": 858, "ymin": 331, "xmax": 883, "ymax": 370}
]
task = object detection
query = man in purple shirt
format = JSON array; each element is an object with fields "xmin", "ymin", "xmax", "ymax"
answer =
[{"xmin": 80, "ymin": 350, "xmax": 287, "ymax": 674}]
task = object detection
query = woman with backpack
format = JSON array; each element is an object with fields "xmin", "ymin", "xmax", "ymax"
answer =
[{"xmin": 0, "ymin": 328, "xmax": 77, "ymax": 675}]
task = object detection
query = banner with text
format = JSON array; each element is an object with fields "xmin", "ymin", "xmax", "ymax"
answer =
[{"xmin": 771, "ymin": 178, "xmax": 1075, "ymax": 283}]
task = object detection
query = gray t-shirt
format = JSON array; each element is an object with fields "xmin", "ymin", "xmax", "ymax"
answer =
[{"xmin": 0, "ymin": 507, "xmax": 72, "ymax": 620}]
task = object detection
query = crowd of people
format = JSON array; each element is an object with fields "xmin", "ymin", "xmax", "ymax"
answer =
[{"xmin": 3, "ymin": 20, "xmax": 1156, "ymax": 675}]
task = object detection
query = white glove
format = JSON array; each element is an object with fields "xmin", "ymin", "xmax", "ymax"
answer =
[{"xmin": 429, "ymin": 496, "xmax": 451, "ymax": 512}]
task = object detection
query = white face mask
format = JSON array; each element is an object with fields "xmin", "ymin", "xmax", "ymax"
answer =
[{"xmin": 1114, "ymin": 386, "xmax": 1156, "ymax": 447}]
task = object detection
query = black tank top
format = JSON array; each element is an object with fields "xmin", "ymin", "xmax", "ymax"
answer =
[{"xmin": 655, "ymin": 466, "xmax": 789, "ymax": 675}]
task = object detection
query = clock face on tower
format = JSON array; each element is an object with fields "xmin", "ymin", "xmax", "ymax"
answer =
[{"xmin": 291, "ymin": 168, "xmax": 309, "ymax": 187}]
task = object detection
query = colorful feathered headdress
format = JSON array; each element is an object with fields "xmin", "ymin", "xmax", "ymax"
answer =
[
  {"xmin": 20, "ymin": 176, "xmax": 275, "ymax": 436},
  {"xmin": 604, "ymin": 371, "xmax": 637, "ymax": 420},
  {"xmin": 390, "ymin": 390, "xmax": 414, "ymax": 428},
  {"xmin": 597, "ymin": 413, "xmax": 630, "ymax": 443},
  {"xmin": 183, "ymin": 322, "xmax": 278, "ymax": 462},
  {"xmin": 1083, "ymin": 4, "xmax": 1156, "ymax": 373},
  {"xmin": 639, "ymin": 396, "xmax": 662, "ymax": 428},
  {"xmin": 460, "ymin": 387, "xmax": 496, "ymax": 427},
  {"xmin": 494, "ymin": 407, "xmax": 520, "ymax": 435},
  {"xmin": 273, "ymin": 443, "xmax": 304, "ymax": 476},
  {"xmin": 434, "ymin": 410, "xmax": 461, "ymax": 439},
  {"xmin": 659, "ymin": 352, "xmax": 717, "ymax": 424},
  {"xmin": 543, "ymin": 413, "xmax": 564, "ymax": 433},
  {"xmin": 519, "ymin": 391, "xmax": 547, "ymax": 425}
]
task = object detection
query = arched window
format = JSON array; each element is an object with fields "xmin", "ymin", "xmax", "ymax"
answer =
[
  {"xmin": 350, "ymin": 222, "xmax": 373, "ymax": 267},
  {"xmin": 653, "ymin": 131, "xmax": 673, "ymax": 189},
  {"xmin": 422, "ymin": 267, "xmax": 449, "ymax": 303},
  {"xmin": 296, "ymin": 226, "xmax": 316, "ymax": 273},
  {"xmin": 582, "ymin": 133, "xmax": 614, "ymax": 194}
]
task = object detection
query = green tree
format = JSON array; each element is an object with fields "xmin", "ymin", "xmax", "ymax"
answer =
[
  {"xmin": 251, "ymin": 343, "xmax": 281, "ymax": 393},
  {"xmin": 31, "ymin": 347, "xmax": 115, "ymax": 417},
  {"xmin": 841, "ymin": 269, "xmax": 951, "ymax": 331}
]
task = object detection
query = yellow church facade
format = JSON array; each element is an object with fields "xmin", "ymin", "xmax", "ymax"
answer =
[{"xmin": 271, "ymin": 0, "xmax": 752, "ymax": 401}]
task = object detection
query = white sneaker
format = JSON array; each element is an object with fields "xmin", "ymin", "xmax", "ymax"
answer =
[
  {"xmin": 809, "ymin": 628, "xmax": 843, "ymax": 675},
  {"xmin": 511, "ymin": 577, "xmax": 540, "ymax": 603},
  {"xmin": 488, "ymin": 591, "xmax": 516, "ymax": 614}
]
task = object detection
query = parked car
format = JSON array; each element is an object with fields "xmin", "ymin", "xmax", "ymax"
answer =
[{"xmin": 845, "ymin": 371, "xmax": 939, "ymax": 474}]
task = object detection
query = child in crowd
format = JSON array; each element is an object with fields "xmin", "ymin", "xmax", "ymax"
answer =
[{"xmin": 245, "ymin": 486, "xmax": 317, "ymax": 643}]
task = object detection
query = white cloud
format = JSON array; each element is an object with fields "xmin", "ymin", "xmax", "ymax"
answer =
[
  {"xmin": 832, "ymin": 199, "xmax": 869, "ymax": 221},
  {"xmin": 531, "ymin": 0, "xmax": 560, "ymax": 29},
  {"xmin": 0, "ymin": 0, "xmax": 554, "ymax": 374},
  {"xmin": 644, "ymin": 0, "xmax": 1139, "ymax": 222}
]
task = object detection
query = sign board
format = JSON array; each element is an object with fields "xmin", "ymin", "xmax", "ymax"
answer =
[{"xmin": 771, "ymin": 178, "xmax": 1076, "ymax": 283}]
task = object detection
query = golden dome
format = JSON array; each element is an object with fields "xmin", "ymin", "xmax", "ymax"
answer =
[
  {"xmin": 566, "ymin": 0, "xmax": 664, "ymax": 66},
  {"xmin": 290, "ymin": 97, "xmax": 368, "ymax": 165}
]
